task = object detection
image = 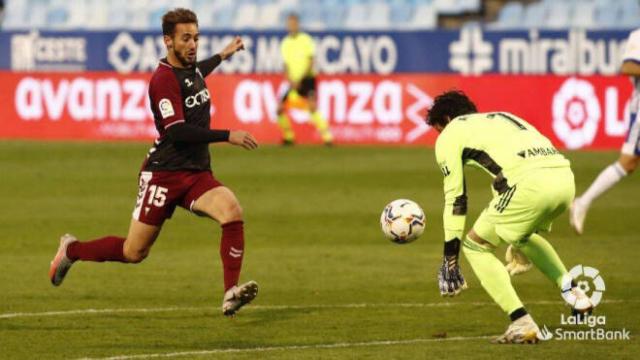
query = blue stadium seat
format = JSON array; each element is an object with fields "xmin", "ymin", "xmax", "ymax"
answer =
[
  {"xmin": 620, "ymin": 0, "xmax": 640, "ymax": 28},
  {"xmin": 389, "ymin": 0, "xmax": 415, "ymax": 24},
  {"xmin": 571, "ymin": 1, "xmax": 596, "ymax": 28},
  {"xmin": 322, "ymin": 0, "xmax": 347, "ymax": 30},
  {"xmin": 522, "ymin": 2, "xmax": 547, "ymax": 29},
  {"xmin": 404, "ymin": 3, "xmax": 437, "ymax": 29},
  {"xmin": 489, "ymin": 2, "xmax": 523, "ymax": 29},
  {"xmin": 211, "ymin": 1, "xmax": 237, "ymax": 29},
  {"xmin": 344, "ymin": 2, "xmax": 370, "ymax": 30},
  {"xmin": 297, "ymin": 1, "xmax": 326, "ymax": 30},
  {"xmin": 233, "ymin": 3, "xmax": 259, "ymax": 29},
  {"xmin": 369, "ymin": 1, "xmax": 391, "ymax": 29},
  {"xmin": 545, "ymin": 1, "xmax": 571, "ymax": 29}
]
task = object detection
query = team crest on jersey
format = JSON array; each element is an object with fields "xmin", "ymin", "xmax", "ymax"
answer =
[{"xmin": 159, "ymin": 98, "xmax": 175, "ymax": 119}]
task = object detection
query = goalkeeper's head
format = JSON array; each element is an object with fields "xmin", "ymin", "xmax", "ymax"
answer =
[{"xmin": 426, "ymin": 90, "xmax": 477, "ymax": 132}]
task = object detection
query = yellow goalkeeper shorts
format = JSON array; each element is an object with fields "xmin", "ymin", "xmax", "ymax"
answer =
[{"xmin": 472, "ymin": 166, "xmax": 575, "ymax": 246}]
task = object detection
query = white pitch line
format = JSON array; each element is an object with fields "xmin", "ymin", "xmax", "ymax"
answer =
[
  {"xmin": 0, "ymin": 299, "xmax": 627, "ymax": 320},
  {"xmin": 77, "ymin": 336, "xmax": 494, "ymax": 360}
]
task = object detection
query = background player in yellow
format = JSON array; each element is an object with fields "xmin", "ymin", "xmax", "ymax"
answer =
[
  {"xmin": 277, "ymin": 13, "xmax": 333, "ymax": 146},
  {"xmin": 428, "ymin": 91, "xmax": 590, "ymax": 344}
]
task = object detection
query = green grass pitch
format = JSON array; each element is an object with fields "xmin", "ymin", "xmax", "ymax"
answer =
[{"xmin": 0, "ymin": 141, "xmax": 638, "ymax": 359}]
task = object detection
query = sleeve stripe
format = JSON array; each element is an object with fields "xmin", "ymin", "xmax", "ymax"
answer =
[{"xmin": 164, "ymin": 119, "xmax": 185, "ymax": 129}]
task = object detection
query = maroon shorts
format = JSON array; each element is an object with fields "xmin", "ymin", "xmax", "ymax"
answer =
[{"xmin": 132, "ymin": 170, "xmax": 223, "ymax": 226}]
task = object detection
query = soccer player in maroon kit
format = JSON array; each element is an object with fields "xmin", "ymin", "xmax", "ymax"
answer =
[{"xmin": 49, "ymin": 8, "xmax": 259, "ymax": 316}]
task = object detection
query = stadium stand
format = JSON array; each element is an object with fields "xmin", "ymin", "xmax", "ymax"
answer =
[
  {"xmin": 1, "ymin": 0, "xmax": 473, "ymax": 30},
  {"xmin": 491, "ymin": 0, "xmax": 640, "ymax": 29},
  {"xmin": 0, "ymin": 0, "xmax": 637, "ymax": 30}
]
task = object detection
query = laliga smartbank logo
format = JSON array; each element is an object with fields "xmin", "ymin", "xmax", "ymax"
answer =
[
  {"xmin": 536, "ymin": 265, "xmax": 630, "ymax": 342},
  {"xmin": 560, "ymin": 264, "xmax": 605, "ymax": 310}
]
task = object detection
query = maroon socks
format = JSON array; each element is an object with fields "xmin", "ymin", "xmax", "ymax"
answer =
[
  {"xmin": 67, "ymin": 236, "xmax": 127, "ymax": 262},
  {"xmin": 220, "ymin": 221, "xmax": 245, "ymax": 291},
  {"xmin": 65, "ymin": 222, "xmax": 245, "ymax": 292}
]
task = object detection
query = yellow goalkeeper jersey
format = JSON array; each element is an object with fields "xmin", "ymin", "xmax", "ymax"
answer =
[{"xmin": 435, "ymin": 112, "xmax": 571, "ymax": 243}]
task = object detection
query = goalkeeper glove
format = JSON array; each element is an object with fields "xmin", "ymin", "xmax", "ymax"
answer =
[
  {"xmin": 505, "ymin": 245, "xmax": 532, "ymax": 276},
  {"xmin": 438, "ymin": 238, "xmax": 468, "ymax": 296}
]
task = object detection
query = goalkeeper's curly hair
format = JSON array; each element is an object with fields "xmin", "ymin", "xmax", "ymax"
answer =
[{"xmin": 426, "ymin": 90, "xmax": 477, "ymax": 128}]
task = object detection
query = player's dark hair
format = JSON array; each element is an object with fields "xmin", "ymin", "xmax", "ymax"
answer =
[
  {"xmin": 162, "ymin": 8, "xmax": 198, "ymax": 37},
  {"xmin": 287, "ymin": 12, "xmax": 299, "ymax": 20},
  {"xmin": 426, "ymin": 90, "xmax": 477, "ymax": 127}
]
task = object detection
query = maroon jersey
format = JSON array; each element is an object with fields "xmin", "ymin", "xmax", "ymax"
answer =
[{"xmin": 144, "ymin": 59, "xmax": 214, "ymax": 171}]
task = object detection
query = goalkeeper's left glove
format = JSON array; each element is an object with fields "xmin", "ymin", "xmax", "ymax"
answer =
[
  {"xmin": 505, "ymin": 245, "xmax": 532, "ymax": 276},
  {"xmin": 437, "ymin": 238, "xmax": 468, "ymax": 296}
]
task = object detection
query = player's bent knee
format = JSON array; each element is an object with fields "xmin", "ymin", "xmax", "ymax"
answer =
[
  {"xmin": 619, "ymin": 156, "xmax": 639, "ymax": 174},
  {"xmin": 123, "ymin": 250, "xmax": 148, "ymax": 264},
  {"xmin": 122, "ymin": 245, "xmax": 149, "ymax": 263},
  {"xmin": 221, "ymin": 202, "xmax": 243, "ymax": 223}
]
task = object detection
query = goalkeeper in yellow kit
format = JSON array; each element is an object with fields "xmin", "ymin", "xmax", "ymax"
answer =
[
  {"xmin": 428, "ymin": 91, "xmax": 589, "ymax": 343},
  {"xmin": 277, "ymin": 13, "xmax": 333, "ymax": 146}
]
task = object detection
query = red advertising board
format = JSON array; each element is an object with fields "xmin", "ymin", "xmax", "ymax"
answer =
[{"xmin": 0, "ymin": 71, "xmax": 632, "ymax": 150}]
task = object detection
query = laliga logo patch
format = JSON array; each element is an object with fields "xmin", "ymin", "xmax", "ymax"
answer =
[
  {"xmin": 560, "ymin": 264, "xmax": 606, "ymax": 310},
  {"xmin": 552, "ymin": 78, "xmax": 601, "ymax": 150},
  {"xmin": 159, "ymin": 98, "xmax": 175, "ymax": 119}
]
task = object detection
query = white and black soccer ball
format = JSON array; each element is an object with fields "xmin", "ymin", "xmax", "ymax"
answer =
[{"xmin": 380, "ymin": 199, "xmax": 425, "ymax": 244}]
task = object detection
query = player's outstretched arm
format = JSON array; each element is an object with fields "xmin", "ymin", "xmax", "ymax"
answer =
[
  {"xmin": 198, "ymin": 36, "xmax": 245, "ymax": 77},
  {"xmin": 219, "ymin": 36, "xmax": 245, "ymax": 60},
  {"xmin": 166, "ymin": 124, "xmax": 257, "ymax": 150}
]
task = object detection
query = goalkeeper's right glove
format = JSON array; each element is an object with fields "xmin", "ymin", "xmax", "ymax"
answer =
[{"xmin": 437, "ymin": 238, "xmax": 468, "ymax": 296}]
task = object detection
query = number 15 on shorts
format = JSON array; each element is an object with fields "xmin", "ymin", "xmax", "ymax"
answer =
[
  {"xmin": 147, "ymin": 185, "xmax": 167, "ymax": 207},
  {"xmin": 133, "ymin": 172, "xmax": 168, "ymax": 220}
]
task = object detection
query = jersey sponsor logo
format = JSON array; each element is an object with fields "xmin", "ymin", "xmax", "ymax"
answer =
[
  {"xmin": 185, "ymin": 88, "xmax": 211, "ymax": 108},
  {"xmin": 518, "ymin": 147, "xmax": 560, "ymax": 158},
  {"xmin": 158, "ymin": 98, "xmax": 175, "ymax": 118},
  {"xmin": 184, "ymin": 78, "xmax": 193, "ymax": 87}
]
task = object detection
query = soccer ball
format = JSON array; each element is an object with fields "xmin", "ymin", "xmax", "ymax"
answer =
[{"xmin": 380, "ymin": 199, "xmax": 425, "ymax": 244}]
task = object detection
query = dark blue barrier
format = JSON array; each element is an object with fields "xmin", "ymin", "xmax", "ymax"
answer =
[{"xmin": 0, "ymin": 28, "xmax": 631, "ymax": 75}]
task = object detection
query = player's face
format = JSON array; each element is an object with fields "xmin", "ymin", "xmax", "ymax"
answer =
[
  {"xmin": 167, "ymin": 23, "xmax": 199, "ymax": 67},
  {"xmin": 433, "ymin": 123, "xmax": 445, "ymax": 133},
  {"xmin": 286, "ymin": 16, "xmax": 299, "ymax": 34},
  {"xmin": 433, "ymin": 116, "xmax": 451, "ymax": 133}
]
